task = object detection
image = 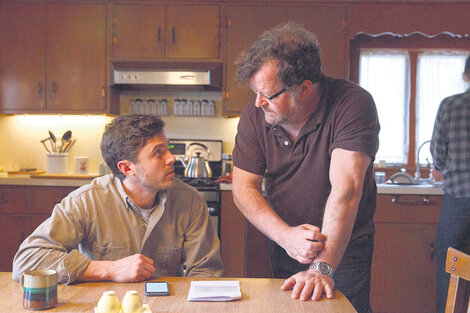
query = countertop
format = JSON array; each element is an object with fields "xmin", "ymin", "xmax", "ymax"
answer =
[
  {"xmin": 0, "ymin": 173, "xmax": 96, "ymax": 187},
  {"xmin": 0, "ymin": 175, "xmax": 445, "ymax": 195}
]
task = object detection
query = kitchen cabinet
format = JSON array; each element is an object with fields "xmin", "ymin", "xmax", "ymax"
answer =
[
  {"xmin": 223, "ymin": 5, "xmax": 286, "ymax": 117},
  {"xmin": 286, "ymin": 5, "xmax": 347, "ymax": 79},
  {"xmin": 220, "ymin": 190, "xmax": 271, "ymax": 278},
  {"xmin": 223, "ymin": 4, "xmax": 347, "ymax": 117},
  {"xmin": 0, "ymin": 3, "xmax": 108, "ymax": 114},
  {"xmin": 371, "ymin": 193, "xmax": 442, "ymax": 313},
  {"xmin": 0, "ymin": 185, "xmax": 77, "ymax": 271},
  {"xmin": 110, "ymin": 4, "xmax": 221, "ymax": 60}
]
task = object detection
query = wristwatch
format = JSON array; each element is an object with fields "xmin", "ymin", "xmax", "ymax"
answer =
[{"xmin": 309, "ymin": 261, "xmax": 334, "ymax": 277}]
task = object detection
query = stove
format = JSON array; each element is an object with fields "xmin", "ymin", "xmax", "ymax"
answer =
[{"xmin": 169, "ymin": 139, "xmax": 223, "ymax": 237}]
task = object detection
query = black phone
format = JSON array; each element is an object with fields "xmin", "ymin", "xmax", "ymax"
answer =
[{"xmin": 145, "ymin": 281, "xmax": 170, "ymax": 296}]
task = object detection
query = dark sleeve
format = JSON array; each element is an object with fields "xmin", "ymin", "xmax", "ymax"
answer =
[
  {"xmin": 329, "ymin": 87, "xmax": 380, "ymax": 160},
  {"xmin": 232, "ymin": 101, "xmax": 266, "ymax": 175}
]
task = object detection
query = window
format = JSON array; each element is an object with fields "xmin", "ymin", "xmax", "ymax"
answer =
[{"xmin": 350, "ymin": 32, "xmax": 470, "ymax": 167}]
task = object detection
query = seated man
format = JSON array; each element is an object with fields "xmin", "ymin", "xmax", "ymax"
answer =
[{"xmin": 12, "ymin": 114, "xmax": 223, "ymax": 284}]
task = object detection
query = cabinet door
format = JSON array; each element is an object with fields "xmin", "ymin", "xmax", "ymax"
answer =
[
  {"xmin": 286, "ymin": 5, "xmax": 347, "ymax": 79},
  {"xmin": 0, "ymin": 3, "xmax": 46, "ymax": 113},
  {"xmin": 46, "ymin": 4, "xmax": 106, "ymax": 112},
  {"xmin": 167, "ymin": 5, "xmax": 221, "ymax": 59},
  {"xmin": 224, "ymin": 5, "xmax": 286, "ymax": 117},
  {"xmin": 112, "ymin": 4, "xmax": 165, "ymax": 59},
  {"xmin": 372, "ymin": 223, "xmax": 438, "ymax": 313},
  {"xmin": 0, "ymin": 215, "xmax": 30, "ymax": 271},
  {"xmin": 0, "ymin": 186, "xmax": 31, "ymax": 214},
  {"xmin": 31, "ymin": 186, "xmax": 77, "ymax": 215},
  {"xmin": 371, "ymin": 194, "xmax": 442, "ymax": 313}
]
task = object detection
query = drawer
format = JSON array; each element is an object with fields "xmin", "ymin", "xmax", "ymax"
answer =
[{"xmin": 376, "ymin": 194, "xmax": 442, "ymax": 224}]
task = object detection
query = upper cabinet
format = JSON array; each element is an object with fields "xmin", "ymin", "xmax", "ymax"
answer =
[
  {"xmin": 222, "ymin": 4, "xmax": 347, "ymax": 117},
  {"xmin": 0, "ymin": 3, "xmax": 109, "ymax": 114},
  {"xmin": 223, "ymin": 5, "xmax": 287, "ymax": 117},
  {"xmin": 110, "ymin": 4, "xmax": 221, "ymax": 60}
]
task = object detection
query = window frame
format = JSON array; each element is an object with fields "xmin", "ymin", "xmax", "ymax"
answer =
[{"xmin": 349, "ymin": 32, "xmax": 470, "ymax": 168}]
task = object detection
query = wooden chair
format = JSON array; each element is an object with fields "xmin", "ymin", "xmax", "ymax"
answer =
[{"xmin": 445, "ymin": 247, "xmax": 470, "ymax": 313}]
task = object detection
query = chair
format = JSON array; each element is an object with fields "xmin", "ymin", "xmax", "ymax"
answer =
[{"xmin": 445, "ymin": 247, "xmax": 470, "ymax": 313}]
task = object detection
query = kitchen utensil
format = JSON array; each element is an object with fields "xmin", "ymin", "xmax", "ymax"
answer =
[
  {"xmin": 48, "ymin": 131, "xmax": 57, "ymax": 152},
  {"xmin": 179, "ymin": 143, "xmax": 213, "ymax": 178},
  {"xmin": 63, "ymin": 139, "xmax": 76, "ymax": 153},
  {"xmin": 40, "ymin": 138, "xmax": 52, "ymax": 153},
  {"xmin": 60, "ymin": 130, "xmax": 72, "ymax": 152}
]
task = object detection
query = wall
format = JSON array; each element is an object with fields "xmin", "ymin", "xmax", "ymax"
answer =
[{"xmin": 0, "ymin": 112, "xmax": 239, "ymax": 174}]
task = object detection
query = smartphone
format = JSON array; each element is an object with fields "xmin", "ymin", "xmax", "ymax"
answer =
[{"xmin": 145, "ymin": 281, "xmax": 170, "ymax": 296}]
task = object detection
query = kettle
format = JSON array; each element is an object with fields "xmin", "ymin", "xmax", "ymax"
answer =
[{"xmin": 179, "ymin": 144, "xmax": 213, "ymax": 178}]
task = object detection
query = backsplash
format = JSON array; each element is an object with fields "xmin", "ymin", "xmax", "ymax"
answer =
[{"xmin": 0, "ymin": 107, "xmax": 239, "ymax": 174}]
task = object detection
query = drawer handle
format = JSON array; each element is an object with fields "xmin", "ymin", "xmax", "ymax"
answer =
[
  {"xmin": 391, "ymin": 195, "xmax": 430, "ymax": 205},
  {"xmin": 0, "ymin": 200, "xmax": 8, "ymax": 205}
]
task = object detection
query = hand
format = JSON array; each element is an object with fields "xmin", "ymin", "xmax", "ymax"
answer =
[
  {"xmin": 281, "ymin": 269, "xmax": 335, "ymax": 301},
  {"xmin": 431, "ymin": 166, "xmax": 443, "ymax": 182},
  {"xmin": 278, "ymin": 224, "xmax": 325, "ymax": 264},
  {"xmin": 107, "ymin": 254, "xmax": 156, "ymax": 282}
]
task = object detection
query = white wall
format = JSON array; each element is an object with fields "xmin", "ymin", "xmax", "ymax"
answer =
[{"xmin": 0, "ymin": 112, "xmax": 238, "ymax": 173}]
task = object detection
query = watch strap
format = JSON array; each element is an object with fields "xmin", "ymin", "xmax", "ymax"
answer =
[{"xmin": 309, "ymin": 261, "xmax": 334, "ymax": 277}]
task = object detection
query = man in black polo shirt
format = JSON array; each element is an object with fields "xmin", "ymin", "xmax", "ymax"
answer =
[{"xmin": 232, "ymin": 22, "xmax": 380, "ymax": 313}]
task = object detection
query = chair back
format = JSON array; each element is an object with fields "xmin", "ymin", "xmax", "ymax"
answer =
[{"xmin": 445, "ymin": 247, "xmax": 470, "ymax": 313}]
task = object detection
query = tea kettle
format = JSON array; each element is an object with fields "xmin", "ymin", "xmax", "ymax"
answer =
[{"xmin": 179, "ymin": 143, "xmax": 213, "ymax": 178}]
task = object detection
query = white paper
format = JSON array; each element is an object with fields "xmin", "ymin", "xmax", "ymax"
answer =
[{"xmin": 187, "ymin": 281, "xmax": 241, "ymax": 302}]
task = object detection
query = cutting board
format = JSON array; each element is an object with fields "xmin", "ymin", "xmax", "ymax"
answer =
[
  {"xmin": 7, "ymin": 169, "xmax": 46, "ymax": 175},
  {"xmin": 30, "ymin": 173, "xmax": 99, "ymax": 179}
]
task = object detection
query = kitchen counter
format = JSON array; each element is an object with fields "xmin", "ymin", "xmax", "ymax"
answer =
[
  {"xmin": 0, "ymin": 174, "xmax": 95, "ymax": 187},
  {"xmin": 377, "ymin": 183, "xmax": 444, "ymax": 195},
  {"xmin": 219, "ymin": 183, "xmax": 445, "ymax": 195},
  {"xmin": 0, "ymin": 175, "xmax": 445, "ymax": 195}
]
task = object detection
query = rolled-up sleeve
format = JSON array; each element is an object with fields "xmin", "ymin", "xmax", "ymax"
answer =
[{"xmin": 12, "ymin": 198, "xmax": 91, "ymax": 284}]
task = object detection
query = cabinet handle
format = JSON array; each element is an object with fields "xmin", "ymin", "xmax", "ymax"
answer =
[
  {"xmin": 391, "ymin": 195, "xmax": 430, "ymax": 205},
  {"xmin": 172, "ymin": 26, "xmax": 176, "ymax": 43},
  {"xmin": 37, "ymin": 81, "xmax": 43, "ymax": 94},
  {"xmin": 101, "ymin": 87, "xmax": 105, "ymax": 98},
  {"xmin": 429, "ymin": 242, "xmax": 436, "ymax": 261},
  {"xmin": 157, "ymin": 26, "xmax": 161, "ymax": 42},
  {"xmin": 51, "ymin": 80, "xmax": 57, "ymax": 95},
  {"xmin": 0, "ymin": 199, "xmax": 8, "ymax": 205}
]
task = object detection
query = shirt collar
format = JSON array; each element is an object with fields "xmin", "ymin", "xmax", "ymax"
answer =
[{"xmin": 114, "ymin": 176, "xmax": 167, "ymax": 214}]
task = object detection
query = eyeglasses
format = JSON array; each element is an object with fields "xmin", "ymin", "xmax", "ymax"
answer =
[{"xmin": 250, "ymin": 86, "xmax": 288, "ymax": 102}]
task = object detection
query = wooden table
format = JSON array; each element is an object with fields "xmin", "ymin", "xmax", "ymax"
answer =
[{"xmin": 0, "ymin": 272, "xmax": 357, "ymax": 312}]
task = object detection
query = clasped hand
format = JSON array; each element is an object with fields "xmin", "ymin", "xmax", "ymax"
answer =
[
  {"xmin": 108, "ymin": 254, "xmax": 156, "ymax": 282},
  {"xmin": 279, "ymin": 224, "xmax": 325, "ymax": 264}
]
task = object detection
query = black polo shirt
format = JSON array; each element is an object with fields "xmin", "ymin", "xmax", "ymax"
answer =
[{"xmin": 233, "ymin": 75, "xmax": 380, "ymax": 241}]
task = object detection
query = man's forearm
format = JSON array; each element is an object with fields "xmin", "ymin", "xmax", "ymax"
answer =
[
  {"xmin": 77, "ymin": 260, "xmax": 112, "ymax": 282},
  {"xmin": 233, "ymin": 183, "xmax": 289, "ymax": 243},
  {"xmin": 314, "ymin": 192, "xmax": 359, "ymax": 270}
]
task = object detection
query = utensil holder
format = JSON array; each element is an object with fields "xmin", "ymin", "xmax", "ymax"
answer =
[{"xmin": 46, "ymin": 153, "xmax": 69, "ymax": 174}]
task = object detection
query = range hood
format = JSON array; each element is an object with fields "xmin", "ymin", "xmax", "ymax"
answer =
[{"xmin": 111, "ymin": 61, "xmax": 223, "ymax": 90}]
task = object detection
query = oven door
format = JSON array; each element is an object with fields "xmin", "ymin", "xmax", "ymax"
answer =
[{"xmin": 198, "ymin": 190, "xmax": 220, "ymax": 238}]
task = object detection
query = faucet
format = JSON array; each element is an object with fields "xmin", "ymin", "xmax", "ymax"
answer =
[{"xmin": 414, "ymin": 140, "xmax": 432, "ymax": 183}]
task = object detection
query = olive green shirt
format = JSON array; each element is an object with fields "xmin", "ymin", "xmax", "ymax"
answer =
[{"xmin": 12, "ymin": 175, "xmax": 223, "ymax": 283}]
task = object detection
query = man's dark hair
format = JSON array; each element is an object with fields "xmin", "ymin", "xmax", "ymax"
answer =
[
  {"xmin": 235, "ymin": 22, "xmax": 322, "ymax": 89},
  {"xmin": 465, "ymin": 55, "xmax": 470, "ymax": 73},
  {"xmin": 100, "ymin": 114, "xmax": 165, "ymax": 180}
]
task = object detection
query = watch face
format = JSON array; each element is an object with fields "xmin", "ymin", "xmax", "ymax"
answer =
[{"xmin": 318, "ymin": 263, "xmax": 329, "ymax": 272}]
